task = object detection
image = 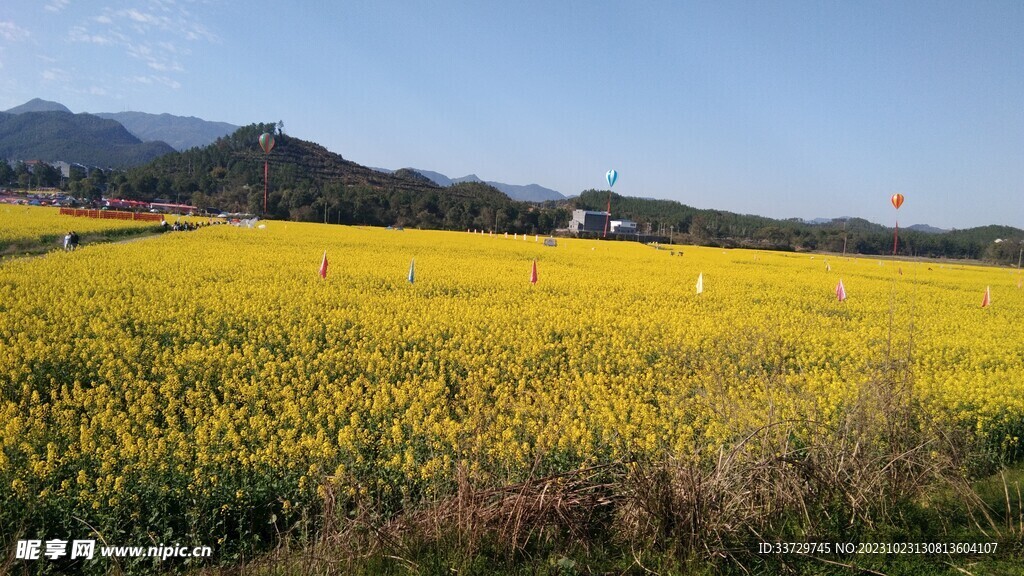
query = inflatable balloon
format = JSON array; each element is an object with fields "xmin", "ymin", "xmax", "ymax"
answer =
[
  {"xmin": 259, "ymin": 132, "xmax": 276, "ymax": 154},
  {"xmin": 606, "ymin": 169, "xmax": 618, "ymax": 188}
]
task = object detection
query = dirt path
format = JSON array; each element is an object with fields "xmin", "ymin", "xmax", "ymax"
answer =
[{"xmin": 0, "ymin": 228, "xmax": 167, "ymax": 262}]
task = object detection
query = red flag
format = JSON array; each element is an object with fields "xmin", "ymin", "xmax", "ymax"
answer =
[
  {"xmin": 530, "ymin": 258, "xmax": 538, "ymax": 285},
  {"xmin": 981, "ymin": 286, "xmax": 990, "ymax": 308},
  {"xmin": 319, "ymin": 251, "xmax": 328, "ymax": 279},
  {"xmin": 836, "ymin": 279, "xmax": 847, "ymax": 302}
]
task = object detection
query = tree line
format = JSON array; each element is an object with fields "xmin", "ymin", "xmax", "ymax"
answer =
[{"xmin": 572, "ymin": 190, "xmax": 1024, "ymax": 265}]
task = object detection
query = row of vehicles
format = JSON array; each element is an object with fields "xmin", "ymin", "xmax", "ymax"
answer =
[{"xmin": 2, "ymin": 189, "xmax": 256, "ymax": 219}]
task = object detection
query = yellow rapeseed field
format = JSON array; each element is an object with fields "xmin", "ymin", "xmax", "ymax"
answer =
[
  {"xmin": 1, "ymin": 216, "xmax": 1021, "ymax": 553},
  {"xmin": 0, "ymin": 206, "xmax": 158, "ymax": 246}
]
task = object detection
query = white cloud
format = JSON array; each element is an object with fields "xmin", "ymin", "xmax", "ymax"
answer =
[
  {"xmin": 89, "ymin": 86, "xmax": 108, "ymax": 96},
  {"xmin": 0, "ymin": 21, "xmax": 31, "ymax": 42},
  {"xmin": 69, "ymin": 26, "xmax": 117, "ymax": 45},
  {"xmin": 58, "ymin": 1, "xmax": 220, "ymax": 95},
  {"xmin": 65, "ymin": 1, "xmax": 217, "ymax": 94},
  {"xmin": 128, "ymin": 74, "xmax": 181, "ymax": 89},
  {"xmin": 153, "ymin": 75, "xmax": 181, "ymax": 89},
  {"xmin": 41, "ymin": 68, "xmax": 71, "ymax": 82},
  {"xmin": 147, "ymin": 59, "xmax": 182, "ymax": 72},
  {"xmin": 45, "ymin": 0, "xmax": 71, "ymax": 13},
  {"xmin": 122, "ymin": 8, "xmax": 161, "ymax": 25}
]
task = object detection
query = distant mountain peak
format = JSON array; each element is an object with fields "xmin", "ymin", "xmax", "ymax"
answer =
[
  {"xmin": 5, "ymin": 98, "xmax": 72, "ymax": 114},
  {"xmin": 94, "ymin": 111, "xmax": 238, "ymax": 151},
  {"xmin": 906, "ymin": 223, "xmax": 949, "ymax": 234},
  {"xmin": 402, "ymin": 170, "xmax": 563, "ymax": 202}
]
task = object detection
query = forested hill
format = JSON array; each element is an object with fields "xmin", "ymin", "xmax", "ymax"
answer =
[
  {"xmin": 113, "ymin": 123, "xmax": 569, "ymax": 230},
  {"xmin": 572, "ymin": 190, "xmax": 1024, "ymax": 264},
  {"xmin": 0, "ymin": 111, "xmax": 175, "ymax": 168}
]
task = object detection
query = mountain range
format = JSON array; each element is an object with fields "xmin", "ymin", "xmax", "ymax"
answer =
[
  {"xmin": 94, "ymin": 111, "xmax": 237, "ymax": 151},
  {"xmin": 3, "ymin": 99, "xmax": 561, "ymax": 203},
  {"xmin": 373, "ymin": 167, "xmax": 565, "ymax": 203},
  {"xmin": 3, "ymin": 98, "xmax": 238, "ymax": 154},
  {"xmin": 803, "ymin": 218, "xmax": 950, "ymax": 234}
]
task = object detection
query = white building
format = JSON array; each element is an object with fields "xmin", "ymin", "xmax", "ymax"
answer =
[{"xmin": 609, "ymin": 220, "xmax": 637, "ymax": 234}]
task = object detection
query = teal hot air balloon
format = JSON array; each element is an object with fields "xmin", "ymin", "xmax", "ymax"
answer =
[
  {"xmin": 606, "ymin": 169, "xmax": 618, "ymax": 188},
  {"xmin": 602, "ymin": 170, "xmax": 617, "ymax": 237},
  {"xmin": 259, "ymin": 132, "xmax": 276, "ymax": 154}
]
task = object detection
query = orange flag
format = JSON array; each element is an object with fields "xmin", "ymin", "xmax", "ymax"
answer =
[
  {"xmin": 981, "ymin": 286, "xmax": 991, "ymax": 308},
  {"xmin": 530, "ymin": 259, "xmax": 538, "ymax": 285}
]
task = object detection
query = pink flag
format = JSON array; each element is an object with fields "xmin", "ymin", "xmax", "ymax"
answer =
[
  {"xmin": 319, "ymin": 251, "xmax": 328, "ymax": 279},
  {"xmin": 530, "ymin": 259, "xmax": 538, "ymax": 285},
  {"xmin": 836, "ymin": 279, "xmax": 847, "ymax": 302},
  {"xmin": 981, "ymin": 286, "xmax": 990, "ymax": 308}
]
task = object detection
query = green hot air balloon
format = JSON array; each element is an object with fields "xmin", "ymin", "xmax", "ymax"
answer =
[
  {"xmin": 259, "ymin": 133, "xmax": 276, "ymax": 213},
  {"xmin": 259, "ymin": 132, "xmax": 276, "ymax": 154}
]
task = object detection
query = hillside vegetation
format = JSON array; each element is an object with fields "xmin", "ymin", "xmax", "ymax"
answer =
[
  {"xmin": 572, "ymin": 190, "xmax": 1024, "ymax": 265},
  {"xmin": 113, "ymin": 123, "xmax": 568, "ymax": 232},
  {"xmin": 0, "ymin": 111, "xmax": 174, "ymax": 168}
]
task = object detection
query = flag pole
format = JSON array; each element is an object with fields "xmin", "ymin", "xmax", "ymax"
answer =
[
  {"xmin": 892, "ymin": 218, "xmax": 899, "ymax": 256},
  {"xmin": 603, "ymin": 191, "xmax": 611, "ymax": 238}
]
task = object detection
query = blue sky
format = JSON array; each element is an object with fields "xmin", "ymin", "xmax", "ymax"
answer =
[{"xmin": 1, "ymin": 1, "xmax": 1022, "ymax": 229}]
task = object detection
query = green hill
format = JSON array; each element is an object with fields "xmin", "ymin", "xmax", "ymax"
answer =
[
  {"xmin": 3, "ymin": 98, "xmax": 71, "ymax": 114},
  {"xmin": 0, "ymin": 110, "xmax": 175, "ymax": 168},
  {"xmin": 113, "ymin": 123, "xmax": 568, "ymax": 231}
]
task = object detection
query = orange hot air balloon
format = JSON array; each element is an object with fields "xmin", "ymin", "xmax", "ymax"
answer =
[{"xmin": 891, "ymin": 193, "xmax": 904, "ymax": 210}]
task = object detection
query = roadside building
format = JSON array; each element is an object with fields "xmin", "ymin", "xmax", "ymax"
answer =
[
  {"xmin": 568, "ymin": 209, "xmax": 610, "ymax": 233},
  {"xmin": 609, "ymin": 219, "xmax": 638, "ymax": 234}
]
